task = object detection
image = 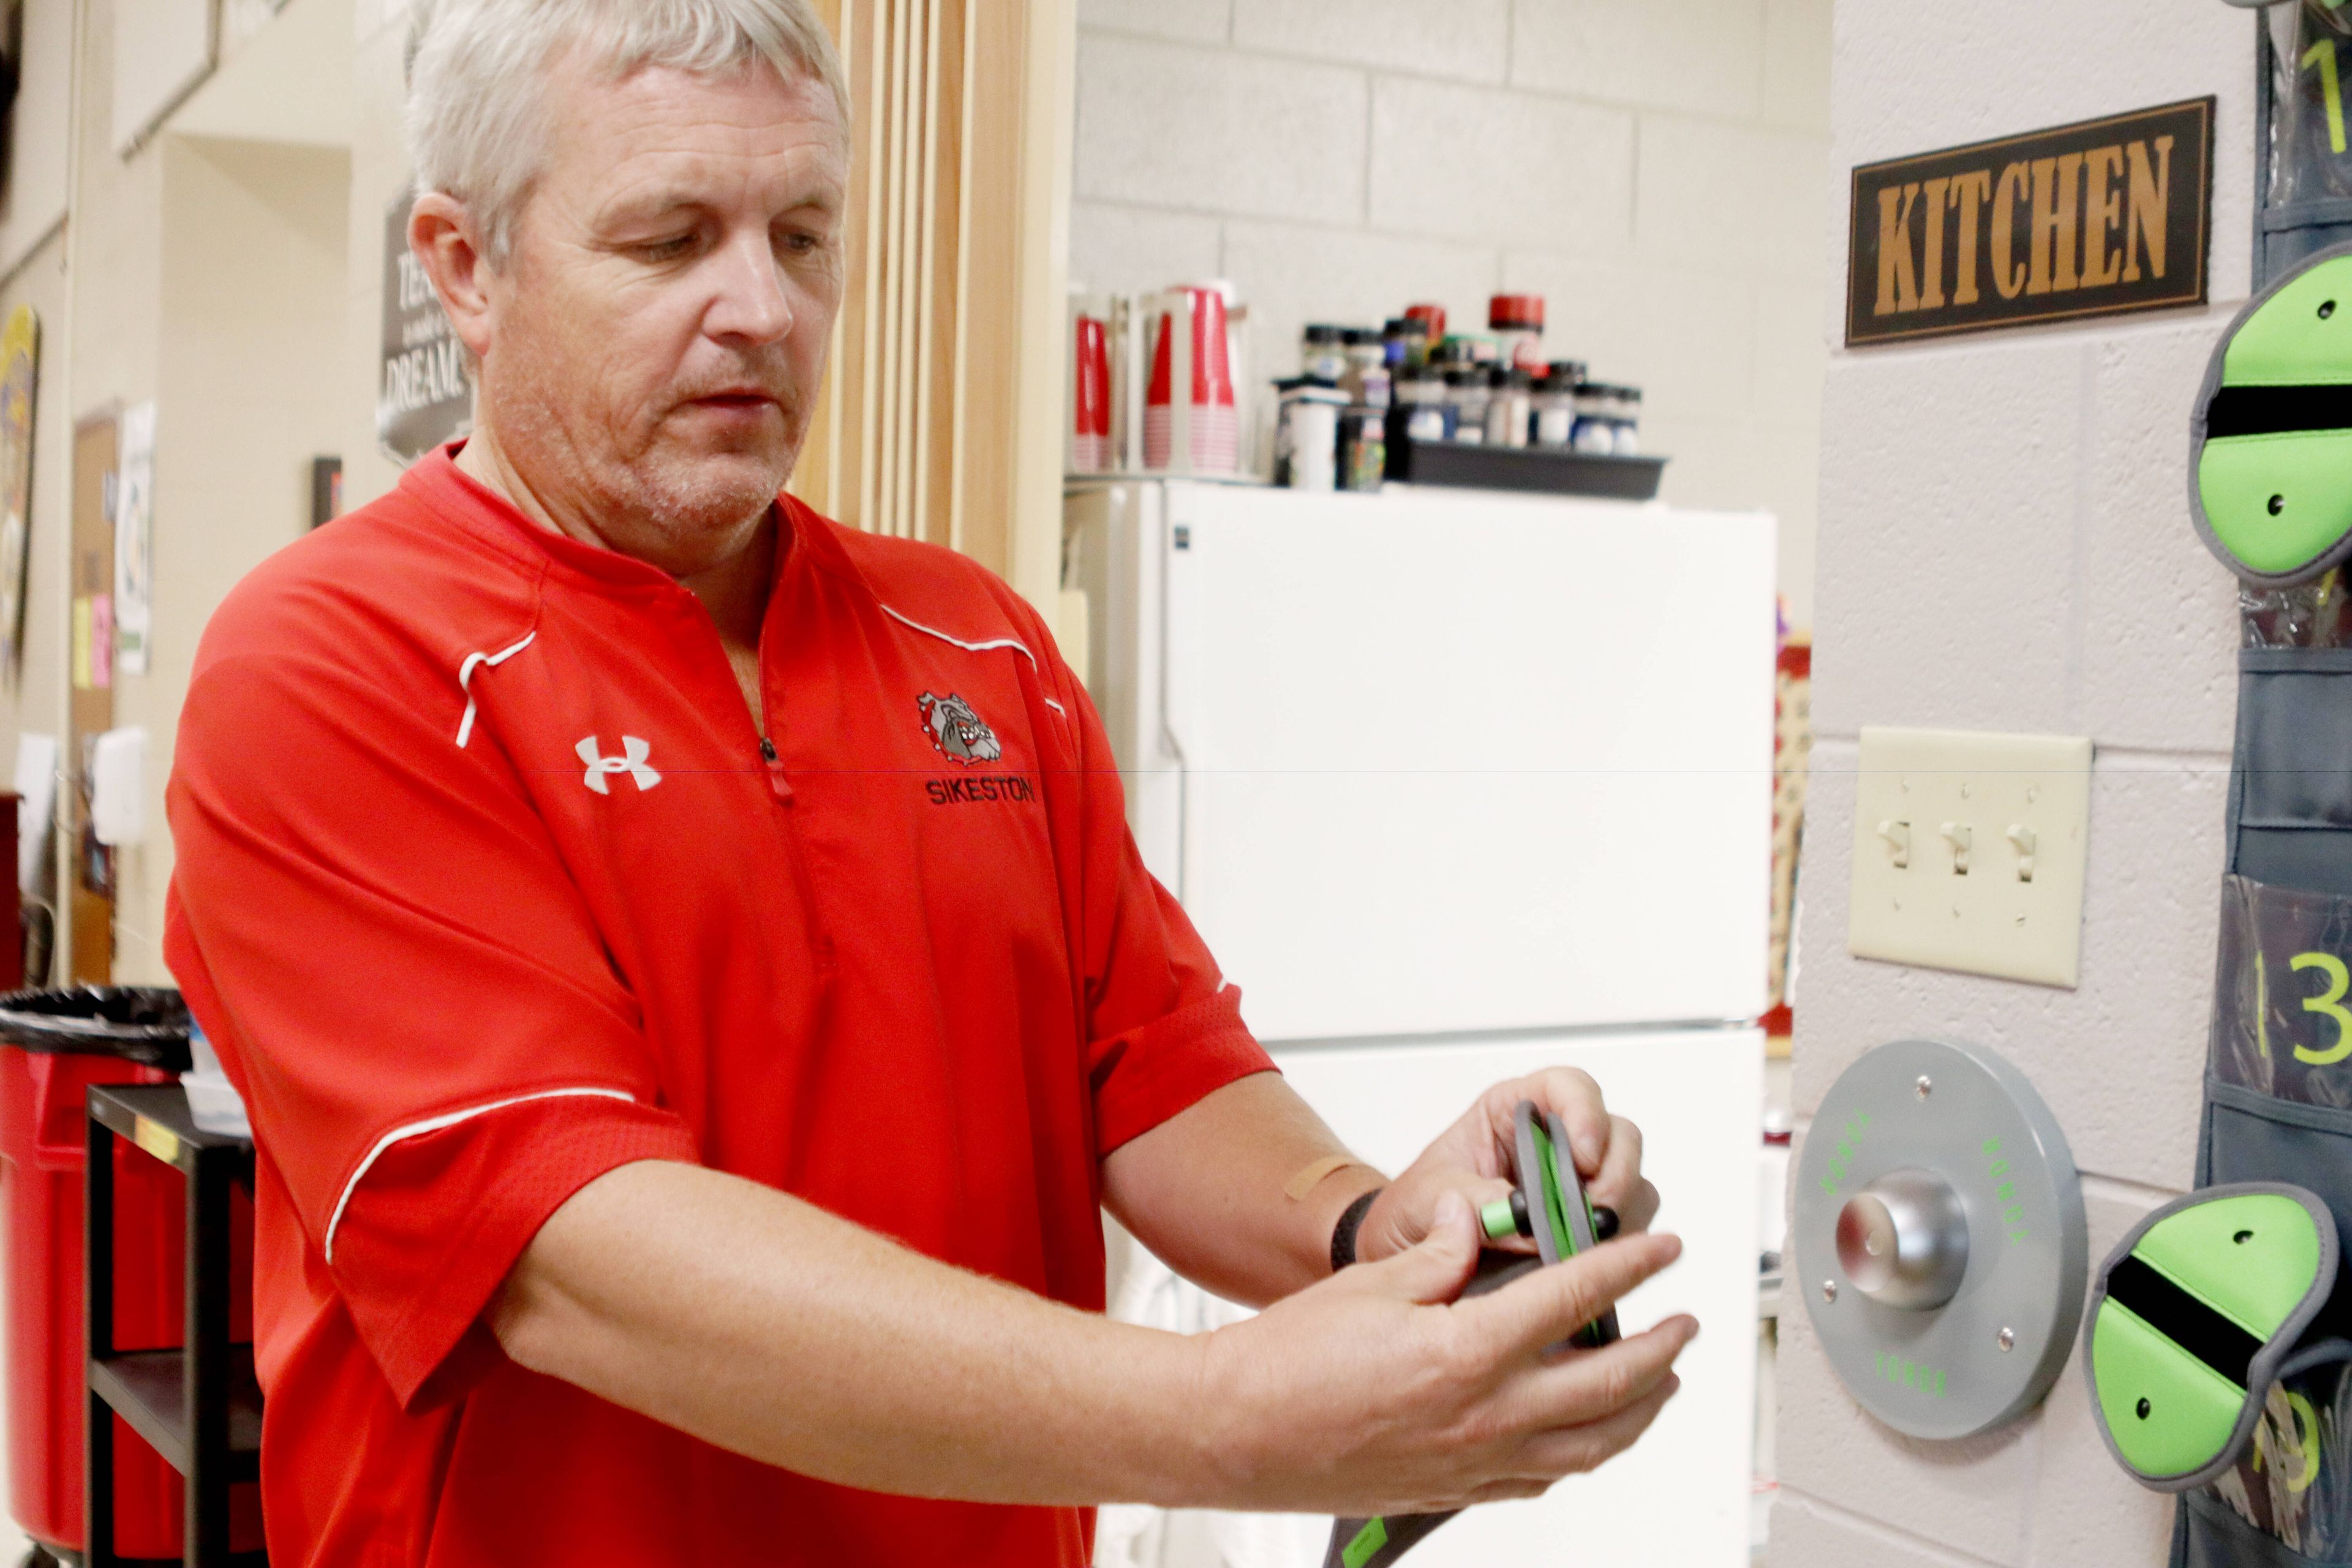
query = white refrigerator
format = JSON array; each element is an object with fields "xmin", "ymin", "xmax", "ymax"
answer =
[{"xmin": 1065, "ymin": 478, "xmax": 1777, "ymax": 1568}]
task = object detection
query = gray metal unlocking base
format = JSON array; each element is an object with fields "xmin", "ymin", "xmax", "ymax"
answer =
[{"xmin": 1792, "ymin": 1038, "xmax": 2089, "ymax": 1439}]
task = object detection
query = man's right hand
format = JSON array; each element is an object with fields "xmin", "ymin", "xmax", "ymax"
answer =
[
  {"xmin": 496, "ymin": 1163, "xmax": 1688, "ymax": 1516},
  {"xmin": 1191, "ymin": 1191, "xmax": 1694, "ymax": 1517}
]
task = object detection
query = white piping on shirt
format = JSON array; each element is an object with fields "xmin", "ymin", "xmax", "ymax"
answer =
[
  {"xmin": 877, "ymin": 605, "xmax": 1068, "ymax": 716},
  {"xmin": 322, "ymin": 1086, "xmax": 636, "ymax": 1264},
  {"xmin": 454, "ymin": 632, "xmax": 539, "ymax": 748}
]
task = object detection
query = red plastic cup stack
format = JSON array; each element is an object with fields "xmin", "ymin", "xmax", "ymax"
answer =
[
  {"xmin": 1071, "ymin": 311, "xmax": 1112, "ymax": 471},
  {"xmin": 1145, "ymin": 286, "xmax": 1238, "ymax": 473}
]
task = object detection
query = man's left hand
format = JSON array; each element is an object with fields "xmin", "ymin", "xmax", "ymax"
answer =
[{"xmin": 1352, "ymin": 1070, "xmax": 1660, "ymax": 1265}]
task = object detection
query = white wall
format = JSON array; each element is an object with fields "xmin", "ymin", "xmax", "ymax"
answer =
[
  {"xmin": 107, "ymin": 135, "xmax": 351, "ymax": 983},
  {"xmin": 343, "ymin": 0, "xmax": 420, "ymax": 515},
  {"xmin": 1772, "ymin": 4, "xmax": 2256, "ymax": 1564},
  {"xmin": 1068, "ymin": 0, "xmax": 1832, "ymax": 626}
]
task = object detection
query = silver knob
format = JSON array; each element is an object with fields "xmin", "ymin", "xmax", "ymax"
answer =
[{"xmin": 1834, "ymin": 1167, "xmax": 1970, "ymax": 1310}]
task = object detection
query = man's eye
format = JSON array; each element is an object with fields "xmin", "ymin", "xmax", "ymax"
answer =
[
  {"xmin": 638, "ymin": 235, "xmax": 698, "ymax": 262},
  {"xmin": 778, "ymin": 230, "xmax": 822, "ymax": 255}
]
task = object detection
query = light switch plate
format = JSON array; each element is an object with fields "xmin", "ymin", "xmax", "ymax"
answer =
[{"xmin": 1847, "ymin": 728, "xmax": 2093, "ymax": 987}]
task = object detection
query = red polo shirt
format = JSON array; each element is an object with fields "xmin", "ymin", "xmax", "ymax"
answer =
[{"xmin": 162, "ymin": 448, "xmax": 1272, "ymax": 1567}]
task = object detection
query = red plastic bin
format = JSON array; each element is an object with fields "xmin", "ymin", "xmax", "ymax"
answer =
[{"xmin": 0, "ymin": 1046, "xmax": 186, "ymax": 1559}]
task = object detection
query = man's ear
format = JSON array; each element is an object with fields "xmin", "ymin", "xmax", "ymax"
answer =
[{"xmin": 410, "ymin": 193, "xmax": 496, "ymax": 361}]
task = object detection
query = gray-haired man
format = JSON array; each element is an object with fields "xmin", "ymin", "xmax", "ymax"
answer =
[{"xmin": 162, "ymin": 2, "xmax": 1691, "ymax": 1563}]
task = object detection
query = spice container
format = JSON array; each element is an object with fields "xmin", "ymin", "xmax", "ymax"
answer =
[
  {"xmin": 1273, "ymin": 377, "xmax": 1346, "ymax": 490},
  {"xmin": 1395, "ymin": 371, "xmax": 1452, "ymax": 443},
  {"xmin": 1341, "ymin": 329, "xmax": 1391, "ymax": 409},
  {"xmin": 1570, "ymin": 382, "xmax": 1615, "ymax": 455},
  {"xmin": 1446, "ymin": 369, "xmax": 1490, "ymax": 444},
  {"xmin": 1384, "ymin": 318, "xmax": 1430, "ymax": 375},
  {"xmin": 1485, "ymin": 366, "xmax": 1532, "ymax": 448},
  {"xmin": 1436, "ymin": 334, "xmax": 1499, "ymax": 368},
  {"xmin": 1403, "ymin": 303, "xmax": 1447, "ymax": 350},
  {"xmin": 1301, "ymin": 323, "xmax": 1348, "ymax": 382},
  {"xmin": 1488, "ymin": 294, "xmax": 1547, "ymax": 374},
  {"xmin": 1339, "ymin": 406, "xmax": 1387, "ymax": 492},
  {"xmin": 1531, "ymin": 370, "xmax": 1577, "ymax": 448},
  {"xmin": 1610, "ymin": 385, "xmax": 1643, "ymax": 454}
]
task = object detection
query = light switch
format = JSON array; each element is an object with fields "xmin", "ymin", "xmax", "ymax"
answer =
[{"xmin": 1847, "ymin": 728, "xmax": 2092, "ymax": 987}]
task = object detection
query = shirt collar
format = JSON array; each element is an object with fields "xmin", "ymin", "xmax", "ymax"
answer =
[{"xmin": 401, "ymin": 442, "xmax": 834, "ymax": 597}]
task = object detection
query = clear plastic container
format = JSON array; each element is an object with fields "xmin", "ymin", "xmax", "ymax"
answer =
[
  {"xmin": 1273, "ymin": 378, "xmax": 1346, "ymax": 490},
  {"xmin": 179, "ymin": 1022, "xmax": 251, "ymax": 1139}
]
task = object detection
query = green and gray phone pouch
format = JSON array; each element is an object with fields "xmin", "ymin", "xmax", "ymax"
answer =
[
  {"xmin": 2193, "ymin": 243, "xmax": 2352, "ymax": 586},
  {"xmin": 1322, "ymin": 1100, "xmax": 1620, "ymax": 1568},
  {"xmin": 2084, "ymin": 1183, "xmax": 2346, "ymax": 1491}
]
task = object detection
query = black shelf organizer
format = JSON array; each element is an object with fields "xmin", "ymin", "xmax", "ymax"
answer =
[
  {"xmin": 83, "ymin": 1084, "xmax": 263, "ymax": 1568},
  {"xmin": 1384, "ymin": 437, "xmax": 1668, "ymax": 500}
]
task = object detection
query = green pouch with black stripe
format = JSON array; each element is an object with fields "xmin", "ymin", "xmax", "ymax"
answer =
[
  {"xmin": 2084, "ymin": 1183, "xmax": 2340, "ymax": 1491},
  {"xmin": 2193, "ymin": 244, "xmax": 2352, "ymax": 586}
]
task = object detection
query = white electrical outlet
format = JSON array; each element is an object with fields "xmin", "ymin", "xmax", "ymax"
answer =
[{"xmin": 1847, "ymin": 728, "xmax": 2093, "ymax": 987}]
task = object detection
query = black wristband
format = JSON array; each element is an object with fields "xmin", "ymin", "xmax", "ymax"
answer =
[{"xmin": 1330, "ymin": 1188, "xmax": 1382, "ymax": 1273}]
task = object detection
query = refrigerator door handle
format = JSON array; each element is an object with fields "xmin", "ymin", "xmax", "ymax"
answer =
[{"xmin": 1158, "ymin": 491, "xmax": 1193, "ymax": 901}]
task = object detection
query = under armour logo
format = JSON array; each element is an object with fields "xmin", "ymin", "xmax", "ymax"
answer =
[{"xmin": 576, "ymin": 736, "xmax": 661, "ymax": 794}]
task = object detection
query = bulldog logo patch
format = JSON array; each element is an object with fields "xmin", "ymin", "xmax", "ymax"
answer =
[{"xmin": 918, "ymin": 692, "xmax": 1002, "ymax": 766}]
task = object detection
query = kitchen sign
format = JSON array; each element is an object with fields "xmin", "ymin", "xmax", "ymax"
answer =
[
  {"xmin": 377, "ymin": 195, "xmax": 473, "ymax": 465},
  {"xmin": 1846, "ymin": 99, "xmax": 2212, "ymax": 347}
]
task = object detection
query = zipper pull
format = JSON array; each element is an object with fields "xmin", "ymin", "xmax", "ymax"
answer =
[{"xmin": 760, "ymin": 736, "xmax": 794, "ymax": 802}]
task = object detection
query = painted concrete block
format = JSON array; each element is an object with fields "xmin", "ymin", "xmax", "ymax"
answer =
[
  {"xmin": 1773, "ymin": 1232, "xmax": 2038, "ymax": 1562},
  {"xmin": 1495, "ymin": 251, "xmax": 1653, "ymax": 386},
  {"xmin": 1068, "ymin": 202, "xmax": 1223, "ymax": 296},
  {"xmin": 1769, "ymin": 1491, "xmax": 2012, "ymax": 1568},
  {"xmin": 1643, "ymin": 413, "xmax": 1808, "ymax": 531},
  {"xmin": 2078, "ymin": 311, "xmax": 2241, "ymax": 755},
  {"xmin": 2022, "ymin": 1182, "xmax": 2179, "ymax": 1567},
  {"xmin": 1755, "ymin": 277, "xmax": 1832, "ymax": 418},
  {"xmin": 1644, "ymin": 413, "xmax": 1744, "ymax": 511},
  {"xmin": 1221, "ymin": 219, "xmax": 1497, "ymax": 387},
  {"xmin": 1367, "ymin": 78, "xmax": 1634, "ymax": 253},
  {"xmin": 1762, "ymin": 0, "xmax": 1833, "ymax": 134},
  {"xmin": 1811, "ymin": 340, "xmax": 2087, "ymax": 740},
  {"xmin": 1509, "ymin": 0, "xmax": 1766, "ymax": 121},
  {"xmin": 1074, "ymin": 37, "xmax": 1367, "ymax": 224},
  {"xmin": 1637, "ymin": 112, "xmax": 1833, "ymax": 287},
  {"xmin": 1231, "ymin": 0, "xmax": 1510, "ymax": 85},
  {"xmin": 1077, "ymin": 0, "xmax": 1231, "ymax": 45},
  {"xmin": 1792, "ymin": 747, "xmax": 2222, "ymax": 1193},
  {"xmin": 1830, "ymin": 0, "xmax": 2252, "ymax": 311},
  {"xmin": 1498, "ymin": 252, "xmax": 1756, "ymax": 418}
]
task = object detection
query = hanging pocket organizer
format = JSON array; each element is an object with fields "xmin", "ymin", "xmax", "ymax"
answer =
[
  {"xmin": 2182, "ymin": 875, "xmax": 2352, "ymax": 1559},
  {"xmin": 2154, "ymin": 236, "xmax": 2352, "ymax": 1563}
]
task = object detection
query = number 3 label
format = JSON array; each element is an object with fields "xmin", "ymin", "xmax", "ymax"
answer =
[{"xmin": 2293, "ymin": 951, "xmax": 2352, "ymax": 1066}]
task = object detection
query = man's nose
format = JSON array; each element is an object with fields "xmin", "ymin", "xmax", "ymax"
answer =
[{"xmin": 706, "ymin": 230, "xmax": 796, "ymax": 346}]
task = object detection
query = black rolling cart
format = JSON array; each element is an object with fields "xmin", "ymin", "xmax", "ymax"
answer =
[{"xmin": 82, "ymin": 1085, "xmax": 262, "ymax": 1567}]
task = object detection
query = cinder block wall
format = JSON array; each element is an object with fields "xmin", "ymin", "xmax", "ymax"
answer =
[
  {"xmin": 1773, "ymin": 4, "xmax": 2256, "ymax": 1564},
  {"xmin": 1068, "ymin": 0, "xmax": 1832, "ymax": 627}
]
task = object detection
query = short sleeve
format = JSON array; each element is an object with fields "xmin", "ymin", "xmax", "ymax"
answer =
[
  {"xmin": 165, "ymin": 638, "xmax": 696, "ymax": 1409},
  {"xmin": 1022, "ymin": 608, "xmax": 1275, "ymax": 1153}
]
